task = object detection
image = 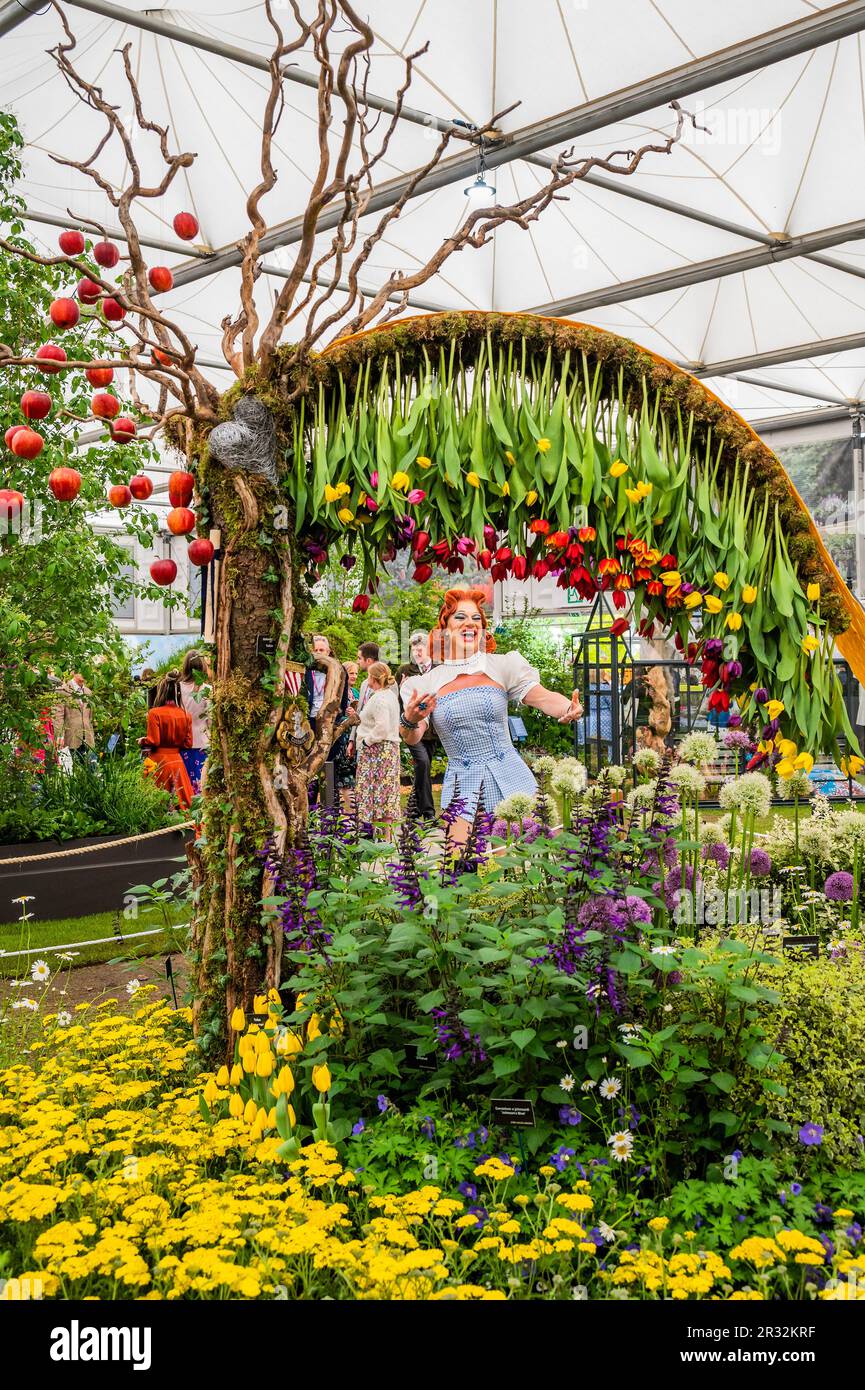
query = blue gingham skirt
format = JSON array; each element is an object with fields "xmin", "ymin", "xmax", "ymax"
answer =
[{"xmin": 433, "ymin": 684, "xmax": 536, "ymax": 818}]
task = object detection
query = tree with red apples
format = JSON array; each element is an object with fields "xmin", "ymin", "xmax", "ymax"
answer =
[{"xmin": 0, "ymin": 3, "xmax": 695, "ymax": 1053}]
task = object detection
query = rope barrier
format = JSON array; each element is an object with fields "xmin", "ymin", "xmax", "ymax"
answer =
[
  {"xmin": 0, "ymin": 823, "xmax": 195, "ymax": 868},
  {"xmin": 0, "ymin": 924, "xmax": 192, "ymax": 959}
]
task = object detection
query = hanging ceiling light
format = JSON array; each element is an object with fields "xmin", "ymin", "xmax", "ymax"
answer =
[{"xmin": 463, "ymin": 134, "xmax": 496, "ymax": 208}]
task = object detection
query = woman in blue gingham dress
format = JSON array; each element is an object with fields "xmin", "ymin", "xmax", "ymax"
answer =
[{"xmin": 400, "ymin": 588, "xmax": 582, "ymax": 843}]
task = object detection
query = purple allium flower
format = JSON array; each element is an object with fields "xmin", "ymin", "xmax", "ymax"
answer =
[
  {"xmin": 723, "ymin": 729, "xmax": 754, "ymax": 751},
  {"xmin": 662, "ymin": 862, "xmax": 702, "ymax": 912},
  {"xmin": 799, "ymin": 1122, "xmax": 824, "ymax": 1147},
  {"xmin": 703, "ymin": 841, "xmax": 731, "ymax": 868},
  {"xmin": 749, "ymin": 848, "xmax": 772, "ymax": 876},
  {"xmin": 623, "ymin": 895, "xmax": 652, "ymax": 924},
  {"xmin": 558, "ymin": 1105, "xmax": 582, "ymax": 1126},
  {"xmin": 352, "ymin": 1119, "xmax": 365, "ymax": 1135},
  {"xmin": 825, "ymin": 871, "xmax": 854, "ymax": 902}
]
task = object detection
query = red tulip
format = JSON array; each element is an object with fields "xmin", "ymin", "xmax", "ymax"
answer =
[
  {"xmin": 150, "ymin": 558, "xmax": 177, "ymax": 586},
  {"xmin": 340, "ymin": 554, "xmax": 357, "ymax": 570},
  {"xmin": 35, "ymin": 343, "xmax": 66, "ymax": 374},
  {"xmin": 20, "ymin": 390, "xmax": 52, "ymax": 420},
  {"xmin": 364, "ymin": 496, "xmax": 378, "ymax": 511},
  {"xmin": 610, "ymin": 619, "xmax": 629, "ymax": 637},
  {"xmin": 48, "ymin": 467, "xmax": 81, "ymax": 502},
  {"xmin": 532, "ymin": 559, "xmax": 549, "ymax": 579},
  {"xmin": 529, "ymin": 519, "xmax": 550, "ymax": 535},
  {"xmin": 477, "ymin": 549, "xmax": 492, "ymax": 570},
  {"xmin": 495, "ymin": 545, "xmax": 512, "ymax": 563},
  {"xmin": 483, "ymin": 524, "xmax": 496, "ymax": 547},
  {"xmin": 406, "ymin": 488, "xmax": 426, "ymax": 505},
  {"xmin": 578, "ymin": 526, "xmax": 596, "ymax": 543},
  {"xmin": 58, "ymin": 229, "xmax": 85, "ymax": 256},
  {"xmin": 490, "ymin": 562, "xmax": 508, "ymax": 582},
  {"xmin": 352, "ymin": 593, "xmax": 370, "ymax": 613},
  {"xmin": 659, "ymin": 553, "xmax": 678, "ymax": 570},
  {"xmin": 512, "ymin": 554, "xmax": 528, "ymax": 579},
  {"xmin": 369, "ymin": 470, "xmax": 379, "ymax": 488},
  {"xmin": 455, "ymin": 537, "xmax": 476, "ymax": 555},
  {"xmin": 549, "ymin": 530, "xmax": 569, "ymax": 548},
  {"xmin": 413, "ymin": 563, "xmax": 433, "ymax": 584},
  {"xmin": 11, "ymin": 428, "xmax": 44, "ymax": 459},
  {"xmin": 708, "ymin": 689, "xmax": 730, "ymax": 712},
  {"xmin": 412, "ymin": 529, "xmax": 430, "ymax": 556},
  {"xmin": 188, "ymin": 538, "xmax": 215, "ymax": 567},
  {"xmin": 431, "ymin": 540, "xmax": 451, "ymax": 560}
]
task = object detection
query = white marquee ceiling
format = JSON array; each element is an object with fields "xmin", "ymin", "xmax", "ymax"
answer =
[{"xmin": 5, "ymin": 0, "xmax": 865, "ymax": 436}]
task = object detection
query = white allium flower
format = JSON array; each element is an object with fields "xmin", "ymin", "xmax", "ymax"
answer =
[
  {"xmin": 633, "ymin": 748, "xmax": 661, "ymax": 777},
  {"xmin": 699, "ymin": 819, "xmax": 727, "ymax": 846},
  {"xmin": 493, "ymin": 790, "xmax": 536, "ymax": 822},
  {"xmin": 678, "ymin": 731, "xmax": 719, "ymax": 767},
  {"xmin": 30, "ymin": 960, "xmax": 50, "ymax": 984},
  {"xmin": 597, "ymin": 764, "xmax": 627, "ymax": 787},
  {"xmin": 718, "ymin": 771, "xmax": 772, "ymax": 819},
  {"xmin": 599, "ymin": 1077, "xmax": 622, "ymax": 1099},
  {"xmin": 786, "ymin": 771, "xmax": 814, "ymax": 800},
  {"xmin": 126, "ymin": 979, "xmax": 142, "ymax": 996},
  {"xmin": 668, "ymin": 762, "xmax": 707, "ymax": 798},
  {"xmin": 532, "ymin": 755, "xmax": 557, "ymax": 778}
]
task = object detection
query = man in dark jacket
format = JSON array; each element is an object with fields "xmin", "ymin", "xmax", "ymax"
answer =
[
  {"xmin": 395, "ymin": 630, "xmax": 437, "ymax": 820},
  {"xmin": 304, "ymin": 634, "xmax": 348, "ymax": 805}
]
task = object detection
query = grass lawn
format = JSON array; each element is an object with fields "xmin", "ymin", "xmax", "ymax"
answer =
[{"xmin": 0, "ymin": 902, "xmax": 189, "ymax": 977}]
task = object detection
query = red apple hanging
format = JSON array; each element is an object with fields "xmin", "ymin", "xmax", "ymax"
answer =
[
  {"xmin": 167, "ymin": 506, "xmax": 195, "ymax": 535},
  {"xmin": 48, "ymin": 467, "xmax": 81, "ymax": 501},
  {"xmin": 187, "ymin": 537, "xmax": 214, "ymax": 567},
  {"xmin": 36, "ymin": 343, "xmax": 67, "ymax": 374},
  {"xmin": 150, "ymin": 557, "xmax": 177, "ymax": 586},
  {"xmin": 86, "ymin": 364, "xmax": 114, "ymax": 388},
  {"xmin": 111, "ymin": 417, "xmax": 137, "ymax": 443},
  {"xmin": 92, "ymin": 392, "xmax": 120, "ymax": 420},
  {"xmin": 4, "ymin": 425, "xmax": 24, "ymax": 450},
  {"xmin": 107, "ymin": 484, "xmax": 132, "ymax": 508},
  {"xmin": 172, "ymin": 212, "xmax": 199, "ymax": 241},
  {"xmin": 58, "ymin": 228, "xmax": 85, "ymax": 256},
  {"xmin": 0, "ymin": 489, "xmax": 25, "ymax": 520},
  {"xmin": 11, "ymin": 428, "xmax": 44, "ymax": 460},
  {"xmin": 101, "ymin": 297, "xmax": 126, "ymax": 323},
  {"xmin": 93, "ymin": 240, "xmax": 120, "ymax": 268},
  {"xmin": 168, "ymin": 470, "xmax": 194, "ymax": 507},
  {"xmin": 49, "ymin": 298, "xmax": 80, "ymax": 330},
  {"xmin": 148, "ymin": 266, "xmax": 174, "ymax": 292},
  {"xmin": 20, "ymin": 390, "xmax": 52, "ymax": 421},
  {"xmin": 77, "ymin": 277, "xmax": 101, "ymax": 304},
  {"xmin": 129, "ymin": 474, "xmax": 153, "ymax": 501}
]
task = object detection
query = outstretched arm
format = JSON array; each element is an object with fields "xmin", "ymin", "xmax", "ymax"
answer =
[
  {"xmin": 522, "ymin": 685, "xmax": 582, "ymax": 723},
  {"xmin": 400, "ymin": 689, "xmax": 437, "ymax": 745}
]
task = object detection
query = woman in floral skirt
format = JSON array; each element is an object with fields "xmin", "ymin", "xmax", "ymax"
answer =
[{"xmin": 348, "ymin": 661, "xmax": 401, "ymax": 837}]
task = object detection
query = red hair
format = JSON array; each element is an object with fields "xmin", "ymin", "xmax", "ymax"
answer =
[{"xmin": 430, "ymin": 588, "xmax": 496, "ymax": 658}]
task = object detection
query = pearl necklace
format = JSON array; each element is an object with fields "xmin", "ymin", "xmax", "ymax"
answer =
[{"xmin": 441, "ymin": 651, "xmax": 487, "ymax": 669}]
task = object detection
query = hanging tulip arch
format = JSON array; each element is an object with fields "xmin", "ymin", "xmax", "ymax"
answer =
[
  {"xmin": 266, "ymin": 311, "xmax": 864, "ymax": 773},
  {"xmin": 2, "ymin": 220, "xmax": 213, "ymax": 589}
]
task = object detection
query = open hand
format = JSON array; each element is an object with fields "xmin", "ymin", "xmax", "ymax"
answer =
[
  {"xmin": 404, "ymin": 689, "xmax": 437, "ymax": 724},
  {"xmin": 557, "ymin": 690, "xmax": 583, "ymax": 723}
]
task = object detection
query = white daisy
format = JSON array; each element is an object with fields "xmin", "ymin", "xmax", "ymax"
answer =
[
  {"xmin": 599, "ymin": 1077, "xmax": 622, "ymax": 1099},
  {"xmin": 608, "ymin": 1130, "xmax": 634, "ymax": 1162},
  {"xmin": 56, "ymin": 951, "xmax": 79, "ymax": 962},
  {"xmin": 12, "ymin": 998, "xmax": 38, "ymax": 1011},
  {"xmin": 30, "ymin": 960, "xmax": 50, "ymax": 984},
  {"xmin": 126, "ymin": 979, "xmax": 142, "ymax": 995},
  {"xmin": 56, "ymin": 1011, "xmax": 72, "ymax": 1028},
  {"xmin": 650, "ymin": 944, "xmax": 677, "ymax": 956},
  {"xmin": 559, "ymin": 1074, "xmax": 575, "ymax": 1093},
  {"xmin": 580, "ymin": 1079, "xmax": 597, "ymax": 1092},
  {"xmin": 618, "ymin": 1022, "xmax": 640, "ymax": 1035},
  {"xmin": 11, "ymin": 895, "xmax": 35, "ymax": 904},
  {"xmin": 599, "ymin": 1221, "xmax": 617, "ymax": 1242},
  {"xmin": 556, "ymin": 1040, "xmax": 568, "ymax": 1049}
]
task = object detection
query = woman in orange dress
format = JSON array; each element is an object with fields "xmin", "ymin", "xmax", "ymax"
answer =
[{"xmin": 139, "ymin": 671, "xmax": 194, "ymax": 810}]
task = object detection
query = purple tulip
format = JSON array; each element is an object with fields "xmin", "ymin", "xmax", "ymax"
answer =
[{"xmin": 754, "ymin": 687, "xmax": 769, "ymax": 704}]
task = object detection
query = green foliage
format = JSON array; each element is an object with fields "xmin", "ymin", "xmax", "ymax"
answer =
[
  {"xmin": 0, "ymin": 749, "xmax": 179, "ymax": 843},
  {"xmin": 494, "ymin": 607, "xmax": 574, "ymax": 754},
  {"xmin": 308, "ymin": 554, "xmax": 444, "ymax": 663}
]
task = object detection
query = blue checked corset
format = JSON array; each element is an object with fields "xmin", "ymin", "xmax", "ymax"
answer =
[{"xmin": 432, "ymin": 683, "xmax": 536, "ymax": 818}]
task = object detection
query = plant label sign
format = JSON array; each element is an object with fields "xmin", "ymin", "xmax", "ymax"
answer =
[
  {"xmin": 490, "ymin": 1098, "xmax": 535, "ymax": 1128},
  {"xmin": 782, "ymin": 935, "xmax": 820, "ymax": 958},
  {"xmin": 257, "ymin": 636, "xmax": 278, "ymax": 659}
]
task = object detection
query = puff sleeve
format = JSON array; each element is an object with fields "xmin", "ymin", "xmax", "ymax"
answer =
[{"xmin": 499, "ymin": 651, "xmax": 541, "ymax": 703}]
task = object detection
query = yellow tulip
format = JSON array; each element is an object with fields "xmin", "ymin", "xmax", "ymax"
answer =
[
  {"xmin": 253, "ymin": 994, "xmax": 268, "ymax": 1016},
  {"xmin": 312, "ymin": 1063, "xmax": 332, "ymax": 1093},
  {"xmin": 841, "ymin": 755, "xmax": 865, "ymax": 775},
  {"xmin": 229, "ymin": 1093, "xmax": 244, "ymax": 1119},
  {"xmin": 684, "ymin": 591, "xmax": 703, "ymax": 609},
  {"xmin": 525, "ymin": 490, "xmax": 538, "ymax": 506},
  {"xmin": 203, "ymin": 1078, "xmax": 218, "ymax": 1106},
  {"xmin": 229, "ymin": 1063, "xmax": 243, "ymax": 1086},
  {"xmin": 501, "ymin": 481, "xmax": 510, "ymax": 497},
  {"xmin": 802, "ymin": 635, "xmax": 819, "ymax": 654},
  {"xmin": 254, "ymin": 1030, "xmax": 271, "ymax": 1054},
  {"xmin": 725, "ymin": 612, "xmax": 742, "ymax": 631},
  {"xmin": 775, "ymin": 759, "xmax": 796, "ymax": 778},
  {"xmin": 505, "ymin": 451, "xmax": 516, "ymax": 464},
  {"xmin": 242, "ymin": 1051, "xmax": 256, "ymax": 1073},
  {"xmin": 255, "ymin": 1051, "xmax": 274, "ymax": 1079},
  {"xmin": 276, "ymin": 1029, "xmax": 303, "ymax": 1057},
  {"xmin": 306, "ymin": 1014, "xmax": 322, "ymax": 1042},
  {"xmin": 777, "ymin": 738, "xmax": 797, "ymax": 760},
  {"xmin": 277, "ymin": 1065, "xmax": 295, "ymax": 1095},
  {"xmin": 741, "ymin": 585, "xmax": 757, "ymax": 604},
  {"xmin": 625, "ymin": 487, "xmax": 642, "ymax": 504},
  {"xmin": 215, "ymin": 1065, "xmax": 230, "ymax": 1087},
  {"xmin": 230, "ymin": 1007, "xmax": 245, "ymax": 1033},
  {"xmin": 713, "ymin": 572, "xmax": 730, "ymax": 590},
  {"xmin": 704, "ymin": 595, "xmax": 723, "ymax": 614},
  {"xmin": 287, "ymin": 1105, "xmax": 297, "ymax": 1128},
  {"xmin": 324, "ymin": 484, "xmax": 341, "ymax": 503},
  {"xmin": 416, "ymin": 455, "xmax": 431, "ymax": 469},
  {"xmin": 537, "ymin": 438, "xmax": 552, "ymax": 454},
  {"xmin": 807, "ymin": 582, "xmax": 820, "ymax": 601},
  {"xmin": 794, "ymin": 752, "xmax": 814, "ymax": 772},
  {"xmin": 660, "ymin": 571, "xmax": 681, "ymax": 588},
  {"xmin": 256, "ymin": 1106, "xmax": 270, "ymax": 1128},
  {"xmin": 243, "ymin": 1099, "xmax": 258, "ymax": 1124},
  {"xmin": 337, "ymin": 508, "xmax": 354, "ymax": 523},
  {"xmin": 466, "ymin": 472, "xmax": 481, "ymax": 488},
  {"xmin": 268, "ymin": 988, "xmax": 281, "ymax": 1004},
  {"xmin": 391, "ymin": 471, "xmax": 410, "ymax": 491},
  {"xmin": 336, "ymin": 482, "xmax": 351, "ymax": 498},
  {"xmin": 249, "ymin": 1120, "xmax": 264, "ymax": 1143},
  {"xmin": 766, "ymin": 700, "xmax": 785, "ymax": 720},
  {"xmin": 609, "ymin": 460, "xmax": 628, "ymax": 478},
  {"xmin": 637, "ymin": 480, "xmax": 652, "ymax": 497}
]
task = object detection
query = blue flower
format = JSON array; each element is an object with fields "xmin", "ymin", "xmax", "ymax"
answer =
[
  {"xmin": 550, "ymin": 1145, "xmax": 575, "ymax": 1173},
  {"xmin": 458, "ymin": 1181, "xmax": 478, "ymax": 1201},
  {"xmin": 351, "ymin": 1118, "xmax": 365, "ymax": 1136},
  {"xmin": 798, "ymin": 1122, "xmax": 824, "ymax": 1147},
  {"xmin": 790, "ymin": 1182, "xmax": 802, "ymax": 1196},
  {"xmin": 558, "ymin": 1106, "xmax": 582, "ymax": 1126},
  {"xmin": 420, "ymin": 1116, "xmax": 436, "ymax": 1139},
  {"xmin": 376, "ymin": 1094, "xmax": 389, "ymax": 1113}
]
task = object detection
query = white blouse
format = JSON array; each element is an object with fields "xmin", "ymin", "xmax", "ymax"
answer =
[
  {"xmin": 355, "ymin": 686, "xmax": 400, "ymax": 749},
  {"xmin": 401, "ymin": 650, "xmax": 541, "ymax": 712}
]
